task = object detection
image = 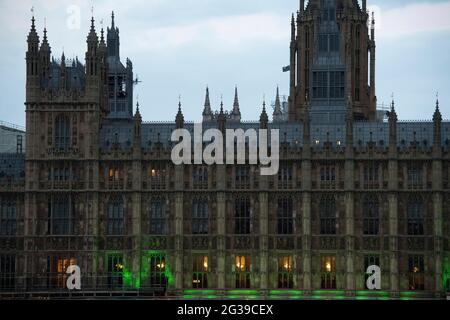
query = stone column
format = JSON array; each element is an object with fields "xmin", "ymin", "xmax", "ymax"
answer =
[
  {"xmin": 301, "ymin": 157, "xmax": 312, "ymax": 293},
  {"xmin": 432, "ymin": 158, "xmax": 443, "ymax": 296},
  {"xmin": 174, "ymin": 165, "xmax": 184, "ymax": 293},
  {"xmin": 344, "ymin": 159, "xmax": 355, "ymax": 294},
  {"xmin": 216, "ymin": 164, "xmax": 226, "ymax": 292},
  {"xmin": 259, "ymin": 192, "xmax": 269, "ymax": 293},
  {"xmin": 388, "ymin": 159, "xmax": 399, "ymax": 296}
]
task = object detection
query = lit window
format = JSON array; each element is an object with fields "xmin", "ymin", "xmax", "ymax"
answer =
[
  {"xmin": 321, "ymin": 256, "xmax": 336, "ymax": 289},
  {"xmin": 278, "ymin": 256, "xmax": 294, "ymax": 289},
  {"xmin": 193, "ymin": 255, "xmax": 208, "ymax": 289},
  {"xmin": 234, "ymin": 255, "xmax": 251, "ymax": 289}
]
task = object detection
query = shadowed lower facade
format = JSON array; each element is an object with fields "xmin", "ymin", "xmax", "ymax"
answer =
[{"xmin": 0, "ymin": 0, "xmax": 450, "ymax": 299}]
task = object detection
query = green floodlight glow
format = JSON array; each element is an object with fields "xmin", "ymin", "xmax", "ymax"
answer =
[
  {"xmin": 443, "ymin": 257, "xmax": 450, "ymax": 291},
  {"xmin": 106, "ymin": 250, "xmax": 175, "ymax": 289},
  {"xmin": 183, "ymin": 289, "xmax": 217, "ymax": 295},
  {"xmin": 400, "ymin": 291, "xmax": 421, "ymax": 297},
  {"xmin": 227, "ymin": 289, "xmax": 259, "ymax": 295},
  {"xmin": 312, "ymin": 290, "xmax": 346, "ymax": 295},
  {"xmin": 356, "ymin": 290, "xmax": 390, "ymax": 297},
  {"xmin": 269, "ymin": 290, "xmax": 304, "ymax": 296}
]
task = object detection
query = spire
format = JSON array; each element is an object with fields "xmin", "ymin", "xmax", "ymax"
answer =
[
  {"xmin": 260, "ymin": 98, "xmax": 269, "ymax": 129},
  {"xmin": 176, "ymin": 95, "xmax": 184, "ymax": 128},
  {"xmin": 111, "ymin": 11, "xmax": 115, "ymax": 29},
  {"xmin": 371, "ymin": 11, "xmax": 375, "ymax": 41},
  {"xmin": 433, "ymin": 93, "xmax": 442, "ymax": 123},
  {"xmin": 291, "ymin": 13, "xmax": 295, "ymax": 41},
  {"xmin": 231, "ymin": 86, "xmax": 241, "ymax": 120},
  {"xmin": 202, "ymin": 86, "xmax": 212, "ymax": 119},
  {"xmin": 273, "ymin": 86, "xmax": 283, "ymax": 121},
  {"xmin": 27, "ymin": 9, "xmax": 39, "ymax": 43}
]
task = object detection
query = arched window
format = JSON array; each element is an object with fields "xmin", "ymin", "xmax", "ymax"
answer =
[
  {"xmin": 320, "ymin": 195, "xmax": 336, "ymax": 235},
  {"xmin": 235, "ymin": 198, "xmax": 251, "ymax": 234},
  {"xmin": 149, "ymin": 198, "xmax": 166, "ymax": 235},
  {"xmin": 277, "ymin": 197, "xmax": 293, "ymax": 235},
  {"xmin": 55, "ymin": 115, "xmax": 71, "ymax": 150},
  {"xmin": 107, "ymin": 196, "xmax": 124, "ymax": 235},
  {"xmin": 363, "ymin": 195, "xmax": 379, "ymax": 235},
  {"xmin": 407, "ymin": 197, "xmax": 425, "ymax": 235},
  {"xmin": 192, "ymin": 198, "xmax": 208, "ymax": 235}
]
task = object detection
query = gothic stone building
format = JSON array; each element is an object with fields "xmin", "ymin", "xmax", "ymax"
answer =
[{"xmin": 0, "ymin": 0, "xmax": 450, "ymax": 299}]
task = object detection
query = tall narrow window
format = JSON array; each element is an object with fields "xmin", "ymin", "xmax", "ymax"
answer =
[
  {"xmin": 321, "ymin": 256, "xmax": 336, "ymax": 289},
  {"xmin": 278, "ymin": 163, "xmax": 293, "ymax": 189},
  {"xmin": 329, "ymin": 71, "xmax": 345, "ymax": 99},
  {"xmin": 278, "ymin": 256, "xmax": 294, "ymax": 289},
  {"xmin": 107, "ymin": 196, "xmax": 124, "ymax": 235},
  {"xmin": 363, "ymin": 196, "xmax": 379, "ymax": 235},
  {"xmin": 0, "ymin": 199, "xmax": 16, "ymax": 236},
  {"xmin": 193, "ymin": 166, "xmax": 208, "ymax": 189},
  {"xmin": 313, "ymin": 71, "xmax": 328, "ymax": 99},
  {"xmin": 150, "ymin": 198, "xmax": 166, "ymax": 235},
  {"xmin": 49, "ymin": 196, "xmax": 72, "ymax": 235},
  {"xmin": 407, "ymin": 164, "xmax": 423, "ymax": 190},
  {"xmin": 107, "ymin": 254, "xmax": 123, "ymax": 289},
  {"xmin": 408, "ymin": 255, "xmax": 425, "ymax": 290},
  {"xmin": 363, "ymin": 162, "xmax": 379, "ymax": 189},
  {"xmin": 277, "ymin": 197, "xmax": 293, "ymax": 235},
  {"xmin": 234, "ymin": 255, "xmax": 251, "ymax": 289},
  {"xmin": 407, "ymin": 197, "xmax": 424, "ymax": 235},
  {"xmin": 320, "ymin": 165, "xmax": 336, "ymax": 189},
  {"xmin": 235, "ymin": 166, "xmax": 250, "ymax": 189},
  {"xmin": 0, "ymin": 254, "xmax": 15, "ymax": 291},
  {"xmin": 320, "ymin": 195, "xmax": 336, "ymax": 235},
  {"xmin": 55, "ymin": 115, "xmax": 71, "ymax": 150},
  {"xmin": 47, "ymin": 256, "xmax": 76, "ymax": 289},
  {"xmin": 149, "ymin": 254, "xmax": 167, "ymax": 289},
  {"xmin": 192, "ymin": 255, "xmax": 208, "ymax": 289},
  {"xmin": 192, "ymin": 199, "xmax": 208, "ymax": 235},
  {"xmin": 235, "ymin": 198, "xmax": 251, "ymax": 234}
]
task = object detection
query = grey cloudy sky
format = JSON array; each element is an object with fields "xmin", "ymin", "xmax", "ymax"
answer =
[{"xmin": 0, "ymin": 0, "xmax": 449, "ymax": 126}]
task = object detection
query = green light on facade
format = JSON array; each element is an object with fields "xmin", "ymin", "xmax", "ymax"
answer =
[
  {"xmin": 442, "ymin": 257, "xmax": 450, "ymax": 291},
  {"xmin": 269, "ymin": 290, "xmax": 303, "ymax": 296},
  {"xmin": 227, "ymin": 289, "xmax": 259, "ymax": 295},
  {"xmin": 312, "ymin": 290, "xmax": 346, "ymax": 295},
  {"xmin": 356, "ymin": 290, "xmax": 390, "ymax": 297},
  {"xmin": 183, "ymin": 289, "xmax": 218, "ymax": 295}
]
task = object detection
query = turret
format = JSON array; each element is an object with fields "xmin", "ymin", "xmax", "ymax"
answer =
[
  {"xmin": 433, "ymin": 97, "xmax": 442, "ymax": 151},
  {"xmin": 231, "ymin": 86, "xmax": 241, "ymax": 122},
  {"xmin": 260, "ymin": 100, "xmax": 269, "ymax": 130},
  {"xmin": 176, "ymin": 99, "xmax": 184, "ymax": 129},
  {"xmin": 273, "ymin": 86, "xmax": 283, "ymax": 122},
  {"xmin": 26, "ymin": 15, "xmax": 40, "ymax": 93},
  {"xmin": 202, "ymin": 87, "xmax": 213, "ymax": 122}
]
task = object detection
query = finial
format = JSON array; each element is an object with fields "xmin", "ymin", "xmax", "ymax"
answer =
[
  {"xmin": 111, "ymin": 11, "xmax": 115, "ymax": 29},
  {"xmin": 436, "ymin": 91, "xmax": 439, "ymax": 109},
  {"xmin": 390, "ymin": 93, "xmax": 395, "ymax": 111},
  {"xmin": 30, "ymin": 7, "xmax": 36, "ymax": 30},
  {"xmin": 178, "ymin": 94, "xmax": 182, "ymax": 109}
]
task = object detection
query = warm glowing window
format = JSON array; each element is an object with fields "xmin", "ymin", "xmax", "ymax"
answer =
[
  {"xmin": 278, "ymin": 256, "xmax": 294, "ymax": 289},
  {"xmin": 234, "ymin": 255, "xmax": 251, "ymax": 289},
  {"xmin": 192, "ymin": 255, "xmax": 208, "ymax": 289},
  {"xmin": 107, "ymin": 254, "xmax": 123, "ymax": 289},
  {"xmin": 321, "ymin": 256, "xmax": 336, "ymax": 289}
]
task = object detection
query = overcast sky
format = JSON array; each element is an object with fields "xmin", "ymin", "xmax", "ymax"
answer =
[{"xmin": 0, "ymin": 0, "xmax": 449, "ymax": 126}]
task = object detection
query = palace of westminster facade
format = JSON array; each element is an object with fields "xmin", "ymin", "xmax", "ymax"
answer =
[{"xmin": 0, "ymin": 0, "xmax": 449, "ymax": 299}]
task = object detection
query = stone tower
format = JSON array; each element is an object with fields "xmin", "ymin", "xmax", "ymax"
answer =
[{"xmin": 288, "ymin": 0, "xmax": 376, "ymax": 122}]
